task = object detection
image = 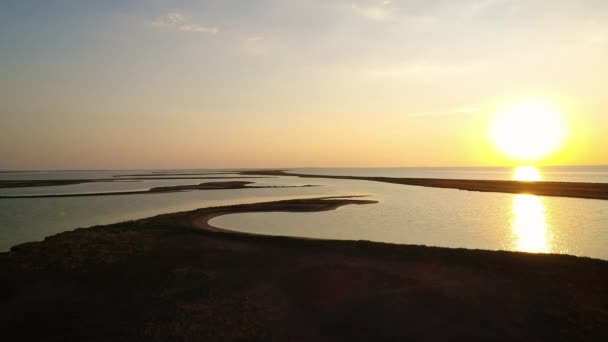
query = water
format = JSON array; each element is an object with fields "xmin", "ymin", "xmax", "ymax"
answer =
[
  {"xmin": 213, "ymin": 177, "xmax": 608, "ymax": 259},
  {"xmin": 1, "ymin": 167, "xmax": 607, "ymax": 260},
  {"xmin": 0, "ymin": 172, "xmax": 337, "ymax": 250}
]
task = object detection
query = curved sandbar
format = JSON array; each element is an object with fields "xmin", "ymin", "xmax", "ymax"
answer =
[
  {"xmin": 240, "ymin": 170, "xmax": 608, "ymax": 200},
  {"xmin": 178, "ymin": 196, "xmax": 378, "ymax": 233},
  {"xmin": 2, "ymin": 196, "xmax": 608, "ymax": 340},
  {"xmin": 0, "ymin": 181, "xmax": 317, "ymax": 199}
]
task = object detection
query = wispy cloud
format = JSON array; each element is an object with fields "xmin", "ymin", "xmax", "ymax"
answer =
[
  {"xmin": 247, "ymin": 36, "xmax": 264, "ymax": 43},
  {"xmin": 351, "ymin": 1, "xmax": 395, "ymax": 21},
  {"xmin": 243, "ymin": 36, "xmax": 271, "ymax": 56},
  {"xmin": 363, "ymin": 61, "xmax": 484, "ymax": 79},
  {"xmin": 581, "ymin": 20, "xmax": 608, "ymax": 46},
  {"xmin": 468, "ymin": 0, "xmax": 504, "ymax": 14},
  {"xmin": 152, "ymin": 12, "xmax": 219, "ymax": 34},
  {"xmin": 406, "ymin": 106, "xmax": 482, "ymax": 117}
]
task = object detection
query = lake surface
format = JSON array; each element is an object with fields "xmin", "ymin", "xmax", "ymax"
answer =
[{"xmin": 1, "ymin": 167, "xmax": 607, "ymax": 260}]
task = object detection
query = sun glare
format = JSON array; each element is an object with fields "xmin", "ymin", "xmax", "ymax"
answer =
[
  {"xmin": 513, "ymin": 166, "xmax": 541, "ymax": 182},
  {"xmin": 490, "ymin": 100, "xmax": 568, "ymax": 162}
]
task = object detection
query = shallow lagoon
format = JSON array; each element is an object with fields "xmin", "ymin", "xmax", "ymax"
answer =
[{"xmin": 1, "ymin": 167, "xmax": 607, "ymax": 260}]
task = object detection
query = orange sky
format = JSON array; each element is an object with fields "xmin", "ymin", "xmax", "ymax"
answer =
[{"xmin": 1, "ymin": 1, "xmax": 607, "ymax": 169}]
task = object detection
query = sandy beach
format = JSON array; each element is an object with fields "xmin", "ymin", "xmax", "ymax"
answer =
[{"xmin": 2, "ymin": 196, "xmax": 607, "ymax": 341}]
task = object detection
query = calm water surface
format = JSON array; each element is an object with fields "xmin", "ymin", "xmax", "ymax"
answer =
[{"xmin": 1, "ymin": 167, "xmax": 607, "ymax": 259}]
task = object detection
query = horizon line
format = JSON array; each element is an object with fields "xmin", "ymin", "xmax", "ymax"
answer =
[{"xmin": 2, "ymin": 164, "xmax": 608, "ymax": 173}]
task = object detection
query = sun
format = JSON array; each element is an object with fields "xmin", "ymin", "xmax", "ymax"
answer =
[
  {"xmin": 513, "ymin": 166, "xmax": 541, "ymax": 182},
  {"xmin": 490, "ymin": 100, "xmax": 568, "ymax": 162}
]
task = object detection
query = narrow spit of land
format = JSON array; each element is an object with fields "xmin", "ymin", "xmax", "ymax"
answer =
[
  {"xmin": 112, "ymin": 172, "xmax": 239, "ymax": 177},
  {"xmin": 1, "ymin": 197, "xmax": 607, "ymax": 341},
  {"xmin": 0, "ymin": 181, "xmax": 317, "ymax": 199},
  {"xmin": 0, "ymin": 176, "xmax": 273, "ymax": 189},
  {"xmin": 240, "ymin": 170, "xmax": 608, "ymax": 200}
]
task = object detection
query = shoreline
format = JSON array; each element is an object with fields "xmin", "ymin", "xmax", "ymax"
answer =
[{"xmin": 240, "ymin": 170, "xmax": 608, "ymax": 200}]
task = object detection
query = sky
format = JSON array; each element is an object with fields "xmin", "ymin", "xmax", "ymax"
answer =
[{"xmin": 1, "ymin": 0, "xmax": 607, "ymax": 170}]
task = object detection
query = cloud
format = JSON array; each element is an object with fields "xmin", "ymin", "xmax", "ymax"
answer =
[
  {"xmin": 581, "ymin": 21, "xmax": 608, "ymax": 46},
  {"xmin": 152, "ymin": 12, "xmax": 219, "ymax": 34},
  {"xmin": 468, "ymin": 0, "xmax": 504, "ymax": 14},
  {"xmin": 351, "ymin": 1, "xmax": 395, "ymax": 21},
  {"xmin": 406, "ymin": 106, "xmax": 482, "ymax": 117},
  {"xmin": 243, "ymin": 36, "xmax": 270, "ymax": 56},
  {"xmin": 247, "ymin": 36, "xmax": 264, "ymax": 43},
  {"xmin": 363, "ymin": 61, "xmax": 484, "ymax": 79}
]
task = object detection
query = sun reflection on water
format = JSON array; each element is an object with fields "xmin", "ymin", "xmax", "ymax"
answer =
[{"xmin": 511, "ymin": 194, "xmax": 551, "ymax": 253}]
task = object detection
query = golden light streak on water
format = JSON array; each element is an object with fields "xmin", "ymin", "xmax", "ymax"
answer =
[{"xmin": 511, "ymin": 194, "xmax": 551, "ymax": 253}]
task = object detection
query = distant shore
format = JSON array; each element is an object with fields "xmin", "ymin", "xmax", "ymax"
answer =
[
  {"xmin": 0, "ymin": 175, "xmax": 273, "ymax": 189},
  {"xmin": 3, "ymin": 169, "xmax": 608, "ymax": 200},
  {"xmin": 0, "ymin": 181, "xmax": 316, "ymax": 199},
  {"xmin": 2, "ymin": 196, "xmax": 608, "ymax": 340},
  {"xmin": 240, "ymin": 170, "xmax": 608, "ymax": 200}
]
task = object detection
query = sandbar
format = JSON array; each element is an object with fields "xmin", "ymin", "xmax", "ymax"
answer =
[
  {"xmin": 240, "ymin": 170, "xmax": 608, "ymax": 200},
  {"xmin": 0, "ymin": 181, "xmax": 316, "ymax": 198}
]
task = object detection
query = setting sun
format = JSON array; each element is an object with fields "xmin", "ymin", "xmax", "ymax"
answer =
[
  {"xmin": 490, "ymin": 101, "xmax": 569, "ymax": 162},
  {"xmin": 513, "ymin": 166, "xmax": 541, "ymax": 182}
]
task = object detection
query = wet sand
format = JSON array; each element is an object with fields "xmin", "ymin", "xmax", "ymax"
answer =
[
  {"xmin": 241, "ymin": 170, "xmax": 608, "ymax": 200},
  {"xmin": 2, "ymin": 197, "xmax": 607, "ymax": 341}
]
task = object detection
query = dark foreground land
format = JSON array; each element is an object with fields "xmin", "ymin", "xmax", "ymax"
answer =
[{"xmin": 2, "ymin": 197, "xmax": 608, "ymax": 341}]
